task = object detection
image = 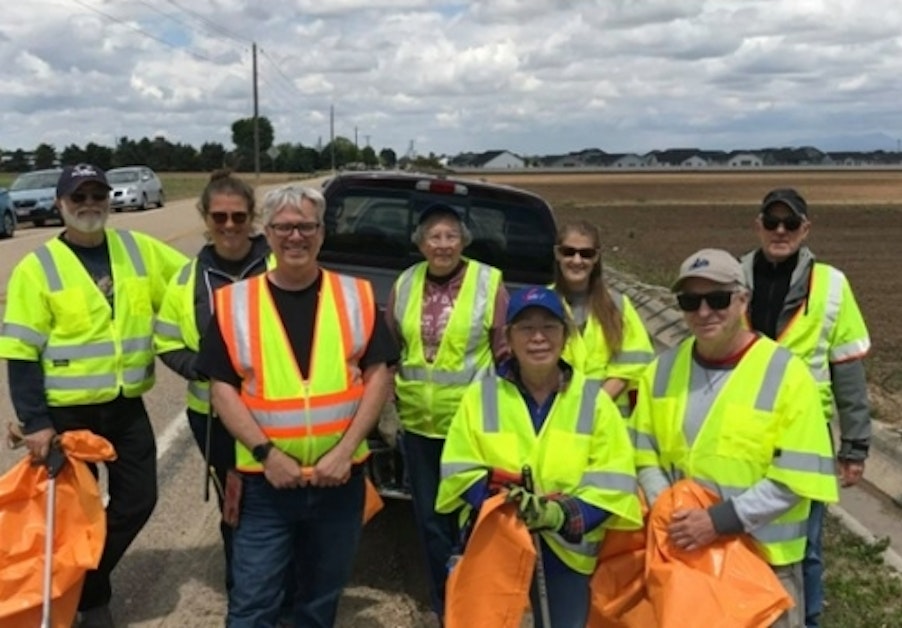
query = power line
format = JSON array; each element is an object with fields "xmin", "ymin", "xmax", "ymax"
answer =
[
  {"xmin": 132, "ymin": 0, "xmax": 248, "ymax": 52},
  {"xmin": 162, "ymin": 0, "xmax": 249, "ymax": 46},
  {"xmin": 69, "ymin": 0, "xmax": 217, "ymax": 62},
  {"xmin": 258, "ymin": 48, "xmax": 304, "ymax": 97}
]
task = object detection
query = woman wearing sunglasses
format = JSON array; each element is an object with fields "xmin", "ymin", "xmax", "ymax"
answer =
[
  {"xmin": 154, "ymin": 169, "xmax": 274, "ymax": 594},
  {"xmin": 551, "ymin": 220, "xmax": 654, "ymax": 417},
  {"xmin": 740, "ymin": 188, "xmax": 872, "ymax": 628}
]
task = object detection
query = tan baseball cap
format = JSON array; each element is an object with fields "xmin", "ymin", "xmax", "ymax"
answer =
[{"xmin": 672, "ymin": 248, "xmax": 746, "ymax": 292}]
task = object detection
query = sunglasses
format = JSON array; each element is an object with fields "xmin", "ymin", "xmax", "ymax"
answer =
[
  {"xmin": 268, "ymin": 221, "xmax": 321, "ymax": 237},
  {"xmin": 557, "ymin": 245, "xmax": 598, "ymax": 259},
  {"xmin": 69, "ymin": 191, "xmax": 109, "ymax": 203},
  {"xmin": 676, "ymin": 291, "xmax": 736, "ymax": 312},
  {"xmin": 209, "ymin": 212, "xmax": 249, "ymax": 225},
  {"xmin": 760, "ymin": 214, "xmax": 804, "ymax": 232}
]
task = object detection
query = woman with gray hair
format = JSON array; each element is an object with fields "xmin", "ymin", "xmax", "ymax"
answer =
[{"xmin": 385, "ymin": 202, "xmax": 510, "ymax": 622}]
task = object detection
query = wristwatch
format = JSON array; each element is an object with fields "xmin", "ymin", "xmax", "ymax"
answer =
[{"xmin": 251, "ymin": 441, "xmax": 275, "ymax": 463}]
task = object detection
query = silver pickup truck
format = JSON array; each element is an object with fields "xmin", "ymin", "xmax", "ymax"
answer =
[{"xmin": 319, "ymin": 170, "xmax": 557, "ymax": 498}]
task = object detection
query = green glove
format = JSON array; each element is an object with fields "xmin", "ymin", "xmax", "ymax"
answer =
[
  {"xmin": 505, "ymin": 485, "xmax": 543, "ymax": 519},
  {"xmin": 522, "ymin": 498, "xmax": 566, "ymax": 532},
  {"xmin": 506, "ymin": 486, "xmax": 566, "ymax": 532}
]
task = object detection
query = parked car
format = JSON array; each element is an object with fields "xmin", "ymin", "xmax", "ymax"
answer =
[
  {"xmin": 319, "ymin": 170, "xmax": 558, "ymax": 498},
  {"xmin": 8, "ymin": 168, "xmax": 63, "ymax": 227},
  {"xmin": 0, "ymin": 187, "xmax": 16, "ymax": 238},
  {"xmin": 107, "ymin": 166, "xmax": 165, "ymax": 211}
]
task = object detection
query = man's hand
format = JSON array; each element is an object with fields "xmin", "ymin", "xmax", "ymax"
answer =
[
  {"xmin": 262, "ymin": 448, "xmax": 304, "ymax": 489},
  {"xmin": 668, "ymin": 508, "xmax": 717, "ymax": 551},
  {"xmin": 311, "ymin": 447, "xmax": 352, "ymax": 487},
  {"xmin": 23, "ymin": 427, "xmax": 56, "ymax": 462},
  {"xmin": 838, "ymin": 459, "xmax": 865, "ymax": 488}
]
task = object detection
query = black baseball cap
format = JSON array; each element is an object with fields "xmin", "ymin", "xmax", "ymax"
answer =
[
  {"xmin": 417, "ymin": 203, "xmax": 464, "ymax": 225},
  {"xmin": 56, "ymin": 163, "xmax": 111, "ymax": 198},
  {"xmin": 761, "ymin": 188, "xmax": 807, "ymax": 217}
]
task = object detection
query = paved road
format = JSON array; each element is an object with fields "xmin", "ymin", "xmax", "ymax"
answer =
[{"xmin": 0, "ymin": 187, "xmax": 434, "ymax": 627}]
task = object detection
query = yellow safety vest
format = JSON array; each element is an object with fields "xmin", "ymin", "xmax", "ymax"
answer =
[
  {"xmin": 154, "ymin": 254, "xmax": 276, "ymax": 415},
  {"xmin": 773, "ymin": 263, "xmax": 870, "ymax": 420},
  {"xmin": 631, "ymin": 337, "xmax": 839, "ymax": 565},
  {"xmin": 393, "ymin": 259, "xmax": 502, "ymax": 438},
  {"xmin": 437, "ymin": 372, "xmax": 643, "ymax": 574},
  {"xmin": 215, "ymin": 271, "xmax": 375, "ymax": 471},
  {"xmin": 559, "ymin": 289, "xmax": 655, "ymax": 417},
  {"xmin": 0, "ymin": 229, "xmax": 186, "ymax": 406}
]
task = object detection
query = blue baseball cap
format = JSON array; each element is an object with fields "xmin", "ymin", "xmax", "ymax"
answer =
[
  {"xmin": 56, "ymin": 163, "xmax": 111, "ymax": 198},
  {"xmin": 418, "ymin": 202, "xmax": 464, "ymax": 225},
  {"xmin": 506, "ymin": 286, "xmax": 566, "ymax": 324}
]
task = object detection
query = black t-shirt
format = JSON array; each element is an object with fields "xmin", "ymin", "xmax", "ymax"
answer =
[
  {"xmin": 750, "ymin": 250, "xmax": 799, "ymax": 339},
  {"xmin": 197, "ymin": 272, "xmax": 399, "ymax": 387},
  {"xmin": 60, "ymin": 234, "xmax": 115, "ymax": 311}
]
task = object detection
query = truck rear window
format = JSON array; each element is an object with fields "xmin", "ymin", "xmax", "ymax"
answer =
[{"xmin": 321, "ymin": 185, "xmax": 556, "ymax": 283}]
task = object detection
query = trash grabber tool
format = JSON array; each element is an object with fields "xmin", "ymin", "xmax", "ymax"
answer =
[
  {"xmin": 522, "ymin": 464, "xmax": 552, "ymax": 628},
  {"xmin": 41, "ymin": 439, "xmax": 67, "ymax": 628},
  {"xmin": 203, "ymin": 407, "xmax": 213, "ymax": 502}
]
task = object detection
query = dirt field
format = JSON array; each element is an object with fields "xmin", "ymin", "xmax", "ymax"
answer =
[{"xmin": 482, "ymin": 170, "xmax": 902, "ymax": 421}]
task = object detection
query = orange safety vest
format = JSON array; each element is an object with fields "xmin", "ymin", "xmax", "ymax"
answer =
[{"xmin": 215, "ymin": 270, "xmax": 375, "ymax": 471}]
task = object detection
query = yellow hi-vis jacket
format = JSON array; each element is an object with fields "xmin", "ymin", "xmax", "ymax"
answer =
[
  {"xmin": 0, "ymin": 229, "xmax": 186, "ymax": 405},
  {"xmin": 437, "ymin": 371, "xmax": 643, "ymax": 574},
  {"xmin": 742, "ymin": 255, "xmax": 870, "ymax": 421},
  {"xmin": 215, "ymin": 271, "xmax": 375, "ymax": 472},
  {"xmin": 393, "ymin": 259, "xmax": 502, "ymax": 438},
  {"xmin": 559, "ymin": 289, "xmax": 655, "ymax": 417},
  {"xmin": 153, "ymin": 252, "xmax": 275, "ymax": 415},
  {"xmin": 631, "ymin": 337, "xmax": 839, "ymax": 566}
]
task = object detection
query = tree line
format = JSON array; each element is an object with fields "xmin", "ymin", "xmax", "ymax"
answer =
[{"xmin": 0, "ymin": 117, "xmax": 400, "ymax": 173}]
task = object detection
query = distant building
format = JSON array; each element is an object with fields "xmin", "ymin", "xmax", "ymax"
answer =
[
  {"xmin": 727, "ymin": 152, "xmax": 763, "ymax": 167},
  {"xmin": 449, "ymin": 149, "xmax": 524, "ymax": 169}
]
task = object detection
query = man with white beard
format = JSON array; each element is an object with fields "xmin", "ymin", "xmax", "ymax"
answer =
[{"xmin": 0, "ymin": 163, "xmax": 187, "ymax": 628}]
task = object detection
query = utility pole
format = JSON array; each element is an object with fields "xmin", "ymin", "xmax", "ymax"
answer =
[
  {"xmin": 330, "ymin": 104, "xmax": 336, "ymax": 173},
  {"xmin": 252, "ymin": 42, "xmax": 260, "ymax": 180},
  {"xmin": 354, "ymin": 126, "xmax": 358, "ymax": 151}
]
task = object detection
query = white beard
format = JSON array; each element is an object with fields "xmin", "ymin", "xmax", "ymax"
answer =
[{"xmin": 62, "ymin": 208, "xmax": 108, "ymax": 233}]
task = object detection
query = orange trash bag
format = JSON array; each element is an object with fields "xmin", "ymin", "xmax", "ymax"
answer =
[
  {"xmin": 589, "ymin": 494, "xmax": 655, "ymax": 628},
  {"xmin": 0, "ymin": 430, "xmax": 116, "ymax": 628},
  {"xmin": 445, "ymin": 493, "xmax": 536, "ymax": 628},
  {"xmin": 645, "ymin": 479, "xmax": 793, "ymax": 628}
]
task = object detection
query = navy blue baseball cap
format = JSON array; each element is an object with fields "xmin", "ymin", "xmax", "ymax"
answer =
[
  {"xmin": 56, "ymin": 163, "xmax": 111, "ymax": 198},
  {"xmin": 506, "ymin": 286, "xmax": 566, "ymax": 324},
  {"xmin": 418, "ymin": 202, "xmax": 464, "ymax": 225},
  {"xmin": 761, "ymin": 188, "xmax": 807, "ymax": 217}
]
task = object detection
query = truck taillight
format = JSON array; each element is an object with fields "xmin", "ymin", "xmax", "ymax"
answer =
[{"xmin": 415, "ymin": 179, "xmax": 468, "ymax": 196}]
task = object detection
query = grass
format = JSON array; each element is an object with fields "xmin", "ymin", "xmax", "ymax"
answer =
[
  {"xmin": 822, "ymin": 513, "xmax": 902, "ymax": 627},
  {"xmin": 0, "ymin": 171, "xmax": 316, "ymax": 200}
]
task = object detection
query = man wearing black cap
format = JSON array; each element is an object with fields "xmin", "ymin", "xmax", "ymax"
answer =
[
  {"xmin": 0, "ymin": 163, "xmax": 187, "ymax": 627},
  {"xmin": 740, "ymin": 188, "xmax": 872, "ymax": 628}
]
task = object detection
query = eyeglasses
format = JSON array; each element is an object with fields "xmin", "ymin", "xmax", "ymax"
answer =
[
  {"xmin": 760, "ymin": 214, "xmax": 804, "ymax": 232},
  {"xmin": 676, "ymin": 291, "xmax": 736, "ymax": 312},
  {"xmin": 511, "ymin": 322, "xmax": 565, "ymax": 338},
  {"xmin": 209, "ymin": 212, "xmax": 249, "ymax": 225},
  {"xmin": 69, "ymin": 191, "xmax": 109, "ymax": 203},
  {"xmin": 268, "ymin": 221, "xmax": 321, "ymax": 237},
  {"xmin": 557, "ymin": 245, "xmax": 598, "ymax": 259},
  {"xmin": 426, "ymin": 232, "xmax": 462, "ymax": 246}
]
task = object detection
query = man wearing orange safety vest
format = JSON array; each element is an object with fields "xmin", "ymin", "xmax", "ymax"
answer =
[
  {"xmin": 196, "ymin": 185, "xmax": 398, "ymax": 628},
  {"xmin": 740, "ymin": 189, "xmax": 872, "ymax": 628},
  {"xmin": 632, "ymin": 249, "xmax": 839, "ymax": 628}
]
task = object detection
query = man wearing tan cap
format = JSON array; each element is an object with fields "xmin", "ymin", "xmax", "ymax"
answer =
[
  {"xmin": 631, "ymin": 248, "xmax": 838, "ymax": 627},
  {"xmin": 740, "ymin": 188, "xmax": 872, "ymax": 628}
]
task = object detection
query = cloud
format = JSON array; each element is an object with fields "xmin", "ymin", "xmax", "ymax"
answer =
[{"xmin": 0, "ymin": 0, "xmax": 901, "ymax": 157}]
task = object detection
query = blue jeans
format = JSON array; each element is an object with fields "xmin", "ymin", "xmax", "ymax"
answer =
[
  {"xmin": 227, "ymin": 472, "xmax": 365, "ymax": 628},
  {"xmin": 400, "ymin": 432, "xmax": 459, "ymax": 618},
  {"xmin": 804, "ymin": 500, "xmax": 825, "ymax": 627},
  {"xmin": 529, "ymin": 562, "xmax": 590, "ymax": 628}
]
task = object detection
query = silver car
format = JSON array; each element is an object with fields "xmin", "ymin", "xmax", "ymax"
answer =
[{"xmin": 107, "ymin": 166, "xmax": 165, "ymax": 211}]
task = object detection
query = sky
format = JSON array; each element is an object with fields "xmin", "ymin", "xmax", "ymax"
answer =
[{"xmin": 2, "ymin": 0, "xmax": 902, "ymax": 158}]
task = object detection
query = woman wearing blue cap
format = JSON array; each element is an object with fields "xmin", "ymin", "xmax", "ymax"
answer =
[
  {"xmin": 384, "ymin": 202, "xmax": 510, "ymax": 621},
  {"xmin": 437, "ymin": 286, "xmax": 642, "ymax": 627}
]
